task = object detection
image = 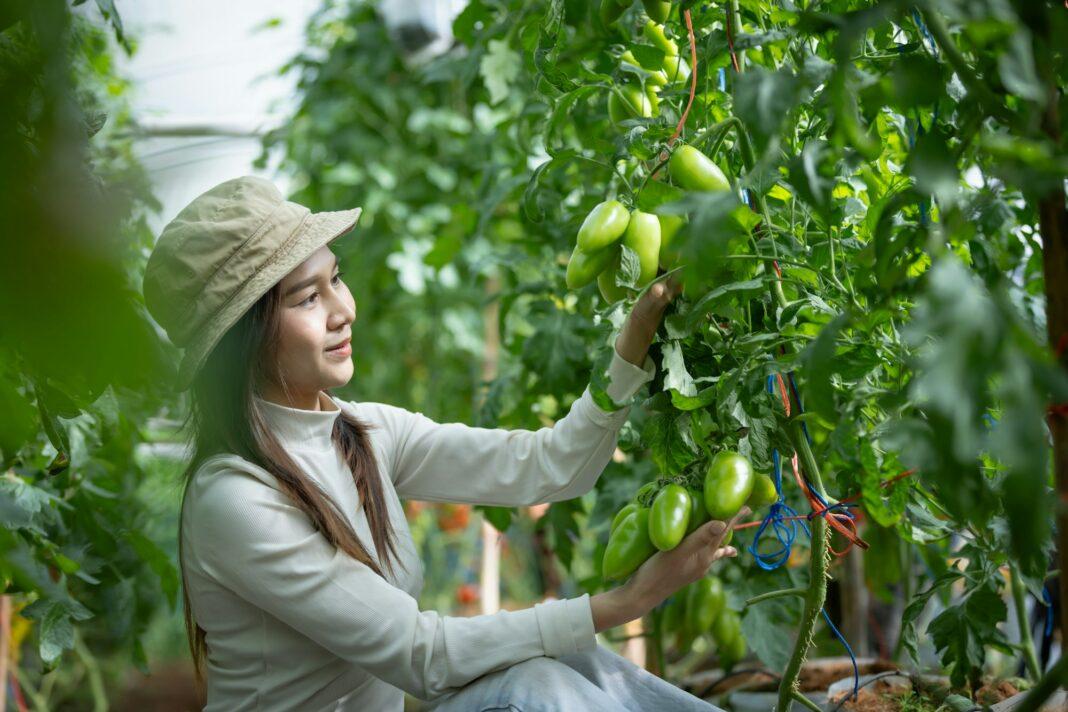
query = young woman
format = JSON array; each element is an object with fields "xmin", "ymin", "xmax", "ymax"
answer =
[{"xmin": 142, "ymin": 176, "xmax": 742, "ymax": 711}]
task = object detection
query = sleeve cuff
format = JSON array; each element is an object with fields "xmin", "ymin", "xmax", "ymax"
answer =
[
  {"xmin": 533, "ymin": 594, "xmax": 597, "ymax": 658},
  {"xmin": 604, "ymin": 347, "xmax": 656, "ymax": 408}
]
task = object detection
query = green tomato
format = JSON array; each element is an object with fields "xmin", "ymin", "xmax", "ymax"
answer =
[
  {"xmin": 712, "ymin": 608, "xmax": 743, "ymax": 649},
  {"xmin": 597, "ymin": 248, "xmax": 630, "ymax": 303},
  {"xmin": 687, "ymin": 576, "xmax": 726, "ymax": 634},
  {"xmin": 602, "ymin": 507, "xmax": 656, "ymax": 581},
  {"xmin": 608, "ymin": 85, "xmax": 655, "ymax": 125},
  {"xmin": 610, "ymin": 502, "xmax": 640, "ymax": 535},
  {"xmin": 746, "ymin": 474, "xmax": 778, "ymax": 509},
  {"xmin": 662, "ymin": 53, "xmax": 691, "ymax": 84},
  {"xmin": 565, "ymin": 244, "xmax": 616, "ymax": 290},
  {"xmin": 661, "ymin": 592, "xmax": 686, "ymax": 634},
  {"xmin": 704, "ymin": 451, "xmax": 755, "ymax": 520},
  {"xmin": 719, "ymin": 630, "xmax": 748, "ymax": 670},
  {"xmin": 643, "ymin": 20, "xmax": 678, "ymax": 56},
  {"xmin": 649, "ymin": 484, "xmax": 691, "ymax": 551},
  {"xmin": 685, "ymin": 486, "xmax": 710, "ymax": 535},
  {"xmin": 656, "ymin": 212, "xmax": 686, "ymax": 270},
  {"xmin": 669, "ymin": 144, "xmax": 731, "ymax": 192},
  {"xmin": 622, "ymin": 209, "xmax": 661, "ymax": 286},
  {"xmin": 577, "ymin": 200, "xmax": 630, "ymax": 252},
  {"xmin": 642, "ymin": 0, "xmax": 672, "ymax": 23},
  {"xmin": 645, "ymin": 85, "xmax": 661, "ymax": 116}
]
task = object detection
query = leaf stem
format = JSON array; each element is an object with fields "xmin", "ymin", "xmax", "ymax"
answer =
[{"xmin": 745, "ymin": 587, "xmax": 807, "ymax": 607}]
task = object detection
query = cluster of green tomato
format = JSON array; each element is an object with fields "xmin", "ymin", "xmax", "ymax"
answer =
[
  {"xmin": 565, "ymin": 144, "xmax": 731, "ymax": 301},
  {"xmin": 602, "ymin": 452, "xmax": 778, "ymax": 664},
  {"xmin": 607, "ymin": 20, "xmax": 691, "ymax": 125}
]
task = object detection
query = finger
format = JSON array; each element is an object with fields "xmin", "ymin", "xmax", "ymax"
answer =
[{"xmin": 726, "ymin": 506, "xmax": 752, "ymax": 530}]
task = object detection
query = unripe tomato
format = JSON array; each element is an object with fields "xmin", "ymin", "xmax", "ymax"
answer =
[
  {"xmin": 642, "ymin": 0, "xmax": 672, "ymax": 23},
  {"xmin": 602, "ymin": 507, "xmax": 656, "ymax": 580},
  {"xmin": 712, "ymin": 608, "xmax": 743, "ymax": 648},
  {"xmin": 661, "ymin": 593, "xmax": 684, "ymax": 633},
  {"xmin": 597, "ymin": 249, "xmax": 630, "ymax": 303},
  {"xmin": 662, "ymin": 53, "xmax": 691, "ymax": 84},
  {"xmin": 622, "ymin": 209, "xmax": 661, "ymax": 286},
  {"xmin": 746, "ymin": 474, "xmax": 778, "ymax": 509},
  {"xmin": 643, "ymin": 20, "xmax": 678, "ymax": 56},
  {"xmin": 566, "ymin": 244, "xmax": 615, "ymax": 289},
  {"xmin": 685, "ymin": 486, "xmax": 710, "ymax": 535},
  {"xmin": 649, "ymin": 484, "xmax": 691, "ymax": 551},
  {"xmin": 687, "ymin": 576, "xmax": 726, "ymax": 633},
  {"xmin": 669, "ymin": 145, "xmax": 731, "ymax": 192},
  {"xmin": 577, "ymin": 199, "xmax": 630, "ymax": 252},
  {"xmin": 656, "ymin": 212, "xmax": 686, "ymax": 270},
  {"xmin": 645, "ymin": 85, "xmax": 661, "ymax": 116},
  {"xmin": 704, "ymin": 451, "xmax": 755, "ymax": 520},
  {"xmin": 608, "ymin": 85, "xmax": 655, "ymax": 124},
  {"xmin": 719, "ymin": 629, "xmax": 748, "ymax": 670},
  {"xmin": 610, "ymin": 502, "xmax": 639, "ymax": 535}
]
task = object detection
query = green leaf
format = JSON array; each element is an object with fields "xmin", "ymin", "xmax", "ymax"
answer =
[
  {"xmin": 532, "ymin": 0, "xmax": 577, "ymax": 95},
  {"xmin": 125, "ymin": 530, "xmax": 180, "ymax": 610},
  {"xmin": 927, "ymin": 581, "xmax": 1008, "ymax": 688},
  {"xmin": 661, "ymin": 341, "xmax": 696, "ymax": 398},
  {"xmin": 480, "ymin": 39, "xmax": 521, "ymax": 105},
  {"xmin": 732, "ymin": 66, "xmax": 804, "ymax": 152},
  {"xmin": 643, "ymin": 411, "xmax": 698, "ymax": 476},
  {"xmin": 477, "ymin": 505, "xmax": 515, "ymax": 532},
  {"xmin": 996, "ymin": 31, "xmax": 1046, "ymax": 104}
]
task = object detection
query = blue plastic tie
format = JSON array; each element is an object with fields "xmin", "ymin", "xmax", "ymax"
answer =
[
  {"xmin": 911, "ymin": 8, "xmax": 939, "ymax": 57},
  {"xmin": 718, "ymin": 67, "xmax": 727, "ymax": 91},
  {"xmin": 1042, "ymin": 586, "xmax": 1054, "ymax": 639},
  {"xmin": 823, "ymin": 608, "xmax": 861, "ymax": 700}
]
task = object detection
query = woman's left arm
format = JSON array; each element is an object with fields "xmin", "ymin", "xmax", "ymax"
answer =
[{"xmin": 380, "ymin": 280, "xmax": 679, "ymax": 506}]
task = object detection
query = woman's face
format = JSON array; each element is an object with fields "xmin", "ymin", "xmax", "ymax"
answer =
[{"xmin": 262, "ymin": 245, "xmax": 355, "ymax": 410}]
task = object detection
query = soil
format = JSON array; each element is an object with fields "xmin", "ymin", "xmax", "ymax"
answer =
[
  {"xmin": 798, "ymin": 658, "xmax": 898, "ymax": 692},
  {"xmin": 975, "ymin": 679, "xmax": 1020, "ymax": 706}
]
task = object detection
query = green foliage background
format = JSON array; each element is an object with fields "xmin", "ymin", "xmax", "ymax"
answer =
[{"xmin": 2, "ymin": 0, "xmax": 1068, "ymax": 705}]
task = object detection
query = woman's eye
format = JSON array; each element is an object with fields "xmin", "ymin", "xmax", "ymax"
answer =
[{"xmin": 301, "ymin": 273, "xmax": 343, "ymax": 306}]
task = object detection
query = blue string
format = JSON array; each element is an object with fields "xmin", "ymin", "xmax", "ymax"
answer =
[
  {"xmin": 750, "ymin": 377, "xmax": 809, "ymax": 570},
  {"xmin": 1042, "ymin": 586, "xmax": 1054, "ymax": 639},
  {"xmin": 822, "ymin": 608, "xmax": 860, "ymax": 699},
  {"xmin": 911, "ymin": 8, "xmax": 940, "ymax": 57}
]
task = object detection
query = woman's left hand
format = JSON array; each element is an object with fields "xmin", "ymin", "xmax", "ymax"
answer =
[{"xmin": 614, "ymin": 274, "xmax": 682, "ymax": 367}]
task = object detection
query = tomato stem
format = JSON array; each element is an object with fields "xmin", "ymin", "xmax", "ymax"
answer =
[{"xmin": 1010, "ymin": 562, "xmax": 1043, "ymax": 683}]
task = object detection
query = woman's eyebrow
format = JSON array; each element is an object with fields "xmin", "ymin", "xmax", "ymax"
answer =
[{"xmin": 284, "ymin": 256, "xmax": 339, "ymax": 297}]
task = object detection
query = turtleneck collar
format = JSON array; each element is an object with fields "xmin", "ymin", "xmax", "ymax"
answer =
[{"xmin": 254, "ymin": 390, "xmax": 343, "ymax": 451}]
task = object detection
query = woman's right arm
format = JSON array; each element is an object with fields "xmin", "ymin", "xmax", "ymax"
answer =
[
  {"xmin": 590, "ymin": 510, "xmax": 747, "ymax": 633},
  {"xmin": 190, "ymin": 468, "xmax": 742, "ymax": 700}
]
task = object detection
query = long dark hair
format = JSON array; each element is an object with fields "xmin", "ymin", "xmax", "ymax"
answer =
[{"xmin": 175, "ymin": 280, "xmax": 403, "ymax": 695}]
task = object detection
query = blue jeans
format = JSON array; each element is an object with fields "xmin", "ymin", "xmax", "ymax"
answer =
[{"xmin": 425, "ymin": 643, "xmax": 725, "ymax": 712}]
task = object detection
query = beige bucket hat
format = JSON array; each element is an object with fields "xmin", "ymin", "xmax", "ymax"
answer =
[{"xmin": 142, "ymin": 176, "xmax": 361, "ymax": 392}]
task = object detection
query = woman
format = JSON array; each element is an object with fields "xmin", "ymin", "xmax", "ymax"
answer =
[{"xmin": 142, "ymin": 176, "xmax": 743, "ymax": 711}]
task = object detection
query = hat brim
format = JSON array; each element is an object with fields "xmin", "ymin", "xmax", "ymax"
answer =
[{"xmin": 176, "ymin": 205, "xmax": 362, "ymax": 391}]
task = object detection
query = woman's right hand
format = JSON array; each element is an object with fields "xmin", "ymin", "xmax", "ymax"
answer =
[{"xmin": 589, "ymin": 507, "xmax": 749, "ymax": 633}]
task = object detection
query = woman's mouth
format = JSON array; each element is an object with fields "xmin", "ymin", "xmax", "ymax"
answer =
[{"xmin": 325, "ymin": 339, "xmax": 352, "ymax": 358}]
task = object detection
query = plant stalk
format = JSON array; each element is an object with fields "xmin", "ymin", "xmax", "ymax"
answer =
[
  {"xmin": 1010, "ymin": 562, "xmax": 1043, "ymax": 682},
  {"xmin": 775, "ymin": 421, "xmax": 832, "ymax": 712}
]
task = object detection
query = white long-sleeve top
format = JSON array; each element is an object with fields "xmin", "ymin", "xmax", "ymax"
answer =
[{"xmin": 181, "ymin": 346, "xmax": 656, "ymax": 711}]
